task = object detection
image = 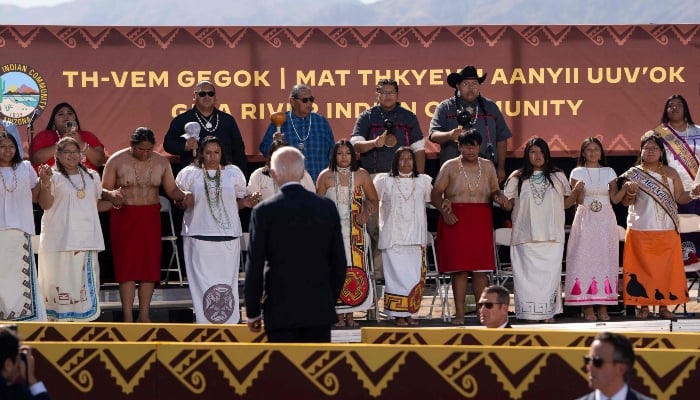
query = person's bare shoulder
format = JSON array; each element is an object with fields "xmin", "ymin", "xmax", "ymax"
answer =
[{"xmin": 104, "ymin": 147, "xmax": 131, "ymax": 165}]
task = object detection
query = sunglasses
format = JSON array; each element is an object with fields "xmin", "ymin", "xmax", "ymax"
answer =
[
  {"xmin": 295, "ymin": 96, "xmax": 315, "ymax": 103},
  {"xmin": 197, "ymin": 91, "xmax": 216, "ymax": 97},
  {"xmin": 477, "ymin": 301, "xmax": 504, "ymax": 309},
  {"xmin": 583, "ymin": 355, "xmax": 623, "ymax": 368}
]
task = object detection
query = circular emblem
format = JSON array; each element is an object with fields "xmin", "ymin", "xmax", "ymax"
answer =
[
  {"xmin": 407, "ymin": 281, "xmax": 425, "ymax": 314},
  {"xmin": 0, "ymin": 63, "xmax": 48, "ymax": 125},
  {"xmin": 590, "ymin": 199, "xmax": 602, "ymax": 212},
  {"xmin": 338, "ymin": 266, "xmax": 369, "ymax": 306},
  {"xmin": 681, "ymin": 240, "xmax": 696, "ymax": 261},
  {"xmin": 202, "ymin": 284, "xmax": 236, "ymax": 323}
]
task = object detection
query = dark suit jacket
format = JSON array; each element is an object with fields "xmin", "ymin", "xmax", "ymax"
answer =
[
  {"xmin": 0, "ymin": 375, "xmax": 52, "ymax": 400},
  {"xmin": 244, "ymin": 184, "xmax": 346, "ymax": 330},
  {"xmin": 576, "ymin": 388, "xmax": 654, "ymax": 400}
]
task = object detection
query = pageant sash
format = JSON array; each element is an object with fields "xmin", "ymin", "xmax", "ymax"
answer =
[
  {"xmin": 655, "ymin": 123, "xmax": 698, "ymax": 181},
  {"xmin": 623, "ymin": 166, "xmax": 679, "ymax": 232}
]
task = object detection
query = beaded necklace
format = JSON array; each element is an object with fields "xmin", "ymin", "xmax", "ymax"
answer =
[
  {"xmin": 459, "ymin": 158, "xmax": 482, "ymax": 192},
  {"xmin": 195, "ymin": 110, "xmax": 219, "ymax": 133},
  {"xmin": 584, "ymin": 166, "xmax": 602, "ymax": 212},
  {"xmin": 529, "ymin": 171, "xmax": 550, "ymax": 205},
  {"xmin": 202, "ymin": 166, "xmax": 231, "ymax": 229},
  {"xmin": 334, "ymin": 168, "xmax": 353, "ymax": 209},
  {"xmin": 0, "ymin": 166, "xmax": 18, "ymax": 192},
  {"xmin": 65, "ymin": 169, "xmax": 86, "ymax": 199},
  {"xmin": 289, "ymin": 111, "xmax": 311, "ymax": 151}
]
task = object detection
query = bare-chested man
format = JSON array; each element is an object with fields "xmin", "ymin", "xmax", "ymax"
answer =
[
  {"xmin": 102, "ymin": 127, "xmax": 189, "ymax": 322},
  {"xmin": 431, "ymin": 129, "xmax": 508, "ymax": 325}
]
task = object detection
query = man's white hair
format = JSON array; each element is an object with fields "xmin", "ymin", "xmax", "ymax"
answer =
[{"xmin": 270, "ymin": 146, "xmax": 305, "ymax": 182}]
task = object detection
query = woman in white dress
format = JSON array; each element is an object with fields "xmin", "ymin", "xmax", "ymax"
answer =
[
  {"xmin": 373, "ymin": 147, "xmax": 432, "ymax": 326},
  {"xmin": 176, "ymin": 136, "xmax": 259, "ymax": 324},
  {"xmin": 317, "ymin": 140, "xmax": 377, "ymax": 327},
  {"xmin": 502, "ymin": 137, "xmax": 581, "ymax": 322},
  {"xmin": 247, "ymin": 139, "xmax": 315, "ymax": 200},
  {"xmin": 0, "ymin": 132, "xmax": 47, "ymax": 321},
  {"xmin": 37, "ymin": 137, "xmax": 111, "ymax": 321},
  {"xmin": 564, "ymin": 137, "xmax": 623, "ymax": 321}
]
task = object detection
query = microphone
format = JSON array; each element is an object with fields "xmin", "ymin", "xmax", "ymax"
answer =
[
  {"xmin": 183, "ymin": 122, "xmax": 201, "ymax": 157},
  {"xmin": 28, "ymin": 109, "xmax": 41, "ymax": 126}
]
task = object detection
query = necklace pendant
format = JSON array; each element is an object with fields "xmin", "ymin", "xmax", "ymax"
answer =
[
  {"xmin": 590, "ymin": 199, "xmax": 602, "ymax": 212},
  {"xmin": 77, "ymin": 189, "xmax": 86, "ymax": 199},
  {"xmin": 298, "ymin": 143, "xmax": 305, "ymax": 152},
  {"xmin": 205, "ymin": 122, "xmax": 212, "ymax": 129}
]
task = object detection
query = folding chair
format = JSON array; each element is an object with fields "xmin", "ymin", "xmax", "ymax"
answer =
[
  {"xmin": 493, "ymin": 228, "xmax": 513, "ymax": 287},
  {"xmin": 159, "ymin": 196, "xmax": 184, "ymax": 286},
  {"xmin": 425, "ymin": 231, "xmax": 451, "ymax": 322}
]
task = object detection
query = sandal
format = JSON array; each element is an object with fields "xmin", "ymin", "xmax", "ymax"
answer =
[
  {"xmin": 406, "ymin": 317, "xmax": 419, "ymax": 326},
  {"xmin": 451, "ymin": 317, "xmax": 465, "ymax": 326},
  {"xmin": 597, "ymin": 306, "xmax": 611, "ymax": 321},
  {"xmin": 395, "ymin": 317, "xmax": 408, "ymax": 326},
  {"xmin": 583, "ymin": 306, "xmax": 597, "ymax": 322},
  {"xmin": 636, "ymin": 307, "xmax": 650, "ymax": 320},
  {"xmin": 659, "ymin": 308, "xmax": 678, "ymax": 321}
]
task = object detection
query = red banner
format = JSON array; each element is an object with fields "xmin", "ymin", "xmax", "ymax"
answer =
[{"xmin": 1, "ymin": 25, "xmax": 698, "ymax": 160}]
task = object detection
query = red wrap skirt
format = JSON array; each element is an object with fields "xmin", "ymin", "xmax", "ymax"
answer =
[
  {"xmin": 110, "ymin": 204, "xmax": 162, "ymax": 282},
  {"xmin": 437, "ymin": 203, "xmax": 495, "ymax": 273}
]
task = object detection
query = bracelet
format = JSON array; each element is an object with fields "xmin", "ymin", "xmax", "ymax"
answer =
[
  {"xmin": 40, "ymin": 181, "xmax": 51, "ymax": 188},
  {"xmin": 82, "ymin": 143, "xmax": 89, "ymax": 153},
  {"xmin": 626, "ymin": 190, "xmax": 637, "ymax": 196}
]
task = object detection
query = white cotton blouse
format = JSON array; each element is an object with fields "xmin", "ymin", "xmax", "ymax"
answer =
[
  {"xmin": 39, "ymin": 169, "xmax": 105, "ymax": 252},
  {"xmin": 176, "ymin": 165, "xmax": 246, "ymax": 237},
  {"xmin": 373, "ymin": 173, "xmax": 432, "ymax": 249},
  {"xmin": 626, "ymin": 169, "xmax": 676, "ymax": 231},
  {"xmin": 0, "ymin": 161, "xmax": 38, "ymax": 235}
]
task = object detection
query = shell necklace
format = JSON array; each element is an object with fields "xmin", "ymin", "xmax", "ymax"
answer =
[
  {"xmin": 395, "ymin": 173, "xmax": 416, "ymax": 201},
  {"xmin": 585, "ymin": 166, "xmax": 602, "ymax": 212},
  {"xmin": 133, "ymin": 156, "xmax": 153, "ymax": 187},
  {"xmin": 196, "ymin": 110, "xmax": 219, "ymax": 132},
  {"xmin": 334, "ymin": 167, "xmax": 353, "ymax": 209},
  {"xmin": 0, "ymin": 166, "xmax": 18, "ymax": 192},
  {"xmin": 65, "ymin": 169, "xmax": 86, "ymax": 199},
  {"xmin": 459, "ymin": 158, "xmax": 482, "ymax": 192},
  {"xmin": 203, "ymin": 166, "xmax": 231, "ymax": 229},
  {"xmin": 289, "ymin": 111, "xmax": 312, "ymax": 152},
  {"xmin": 529, "ymin": 171, "xmax": 550, "ymax": 205}
]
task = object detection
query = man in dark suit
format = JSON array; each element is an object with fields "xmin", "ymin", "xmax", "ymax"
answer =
[
  {"xmin": 478, "ymin": 285, "xmax": 512, "ymax": 328},
  {"xmin": 245, "ymin": 146, "xmax": 346, "ymax": 343},
  {"xmin": 0, "ymin": 326, "xmax": 51, "ymax": 400},
  {"xmin": 577, "ymin": 332, "xmax": 654, "ymax": 400}
]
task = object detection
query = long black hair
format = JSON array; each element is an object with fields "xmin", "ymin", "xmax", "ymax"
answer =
[
  {"xmin": 516, "ymin": 137, "xmax": 561, "ymax": 195},
  {"xmin": 328, "ymin": 140, "xmax": 359, "ymax": 172},
  {"xmin": 45, "ymin": 102, "xmax": 82, "ymax": 131},
  {"xmin": 389, "ymin": 146, "xmax": 418, "ymax": 177},
  {"xmin": 194, "ymin": 136, "xmax": 228, "ymax": 168},
  {"xmin": 661, "ymin": 94, "xmax": 695, "ymax": 125}
]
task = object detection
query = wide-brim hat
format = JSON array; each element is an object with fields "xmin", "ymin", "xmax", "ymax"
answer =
[{"xmin": 447, "ymin": 65, "xmax": 487, "ymax": 88}]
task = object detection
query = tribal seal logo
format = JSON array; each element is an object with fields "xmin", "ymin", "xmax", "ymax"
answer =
[
  {"xmin": 0, "ymin": 63, "xmax": 48, "ymax": 125},
  {"xmin": 202, "ymin": 284, "xmax": 235, "ymax": 323}
]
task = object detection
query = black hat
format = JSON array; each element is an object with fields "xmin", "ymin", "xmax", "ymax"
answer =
[{"xmin": 447, "ymin": 65, "xmax": 487, "ymax": 88}]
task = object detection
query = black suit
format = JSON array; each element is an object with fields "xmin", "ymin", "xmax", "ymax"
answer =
[
  {"xmin": 0, "ymin": 376, "xmax": 51, "ymax": 400},
  {"xmin": 245, "ymin": 184, "xmax": 346, "ymax": 342}
]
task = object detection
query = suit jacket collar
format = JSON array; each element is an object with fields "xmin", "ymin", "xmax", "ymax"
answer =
[{"xmin": 280, "ymin": 182, "xmax": 304, "ymax": 192}]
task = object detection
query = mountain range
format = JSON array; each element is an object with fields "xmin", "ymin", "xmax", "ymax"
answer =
[{"xmin": 0, "ymin": 0, "xmax": 697, "ymax": 26}]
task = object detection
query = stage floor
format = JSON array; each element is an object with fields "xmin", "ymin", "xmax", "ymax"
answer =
[{"xmin": 97, "ymin": 282, "xmax": 700, "ymax": 341}]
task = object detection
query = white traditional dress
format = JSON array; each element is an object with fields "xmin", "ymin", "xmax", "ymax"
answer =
[
  {"xmin": 564, "ymin": 166, "xmax": 619, "ymax": 307},
  {"xmin": 504, "ymin": 170, "xmax": 571, "ymax": 321},
  {"xmin": 176, "ymin": 164, "xmax": 247, "ymax": 324},
  {"xmin": 324, "ymin": 171, "xmax": 374, "ymax": 315},
  {"xmin": 38, "ymin": 168, "xmax": 104, "ymax": 321},
  {"xmin": 373, "ymin": 173, "xmax": 432, "ymax": 318},
  {"xmin": 0, "ymin": 160, "xmax": 47, "ymax": 321}
]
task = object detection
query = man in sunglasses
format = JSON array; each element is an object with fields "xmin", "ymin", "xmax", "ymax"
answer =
[
  {"xmin": 478, "ymin": 285, "xmax": 511, "ymax": 328},
  {"xmin": 258, "ymin": 84, "xmax": 335, "ymax": 182},
  {"xmin": 577, "ymin": 332, "xmax": 653, "ymax": 400},
  {"xmin": 165, "ymin": 80, "xmax": 248, "ymax": 176}
]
